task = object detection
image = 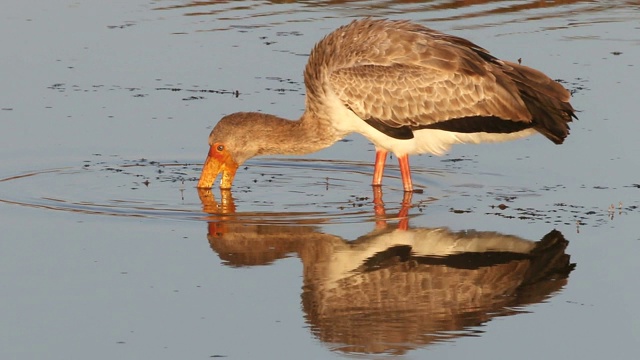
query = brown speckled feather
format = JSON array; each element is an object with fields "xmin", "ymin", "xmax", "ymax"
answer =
[{"xmin": 305, "ymin": 19, "xmax": 575, "ymax": 143}]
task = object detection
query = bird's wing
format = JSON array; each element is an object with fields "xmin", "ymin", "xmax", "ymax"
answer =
[
  {"xmin": 332, "ymin": 66, "xmax": 526, "ymax": 121},
  {"xmin": 325, "ymin": 22, "xmax": 568, "ymax": 140}
]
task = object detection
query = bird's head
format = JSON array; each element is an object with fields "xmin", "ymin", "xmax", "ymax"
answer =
[{"xmin": 197, "ymin": 112, "xmax": 263, "ymax": 189}]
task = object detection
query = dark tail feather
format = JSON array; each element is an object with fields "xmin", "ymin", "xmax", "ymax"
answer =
[{"xmin": 505, "ymin": 62, "xmax": 577, "ymax": 144}]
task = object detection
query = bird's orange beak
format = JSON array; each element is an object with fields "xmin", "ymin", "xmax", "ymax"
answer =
[{"xmin": 197, "ymin": 145, "xmax": 238, "ymax": 189}]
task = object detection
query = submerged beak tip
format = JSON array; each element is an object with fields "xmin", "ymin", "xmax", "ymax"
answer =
[
  {"xmin": 197, "ymin": 154, "xmax": 238, "ymax": 190},
  {"xmin": 197, "ymin": 156, "xmax": 221, "ymax": 189}
]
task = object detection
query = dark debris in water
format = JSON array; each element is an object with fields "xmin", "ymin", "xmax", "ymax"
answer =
[
  {"xmin": 261, "ymin": 76, "xmax": 303, "ymax": 94},
  {"xmin": 338, "ymin": 195, "xmax": 371, "ymax": 210},
  {"xmin": 488, "ymin": 201, "xmax": 633, "ymax": 226},
  {"xmin": 554, "ymin": 77, "xmax": 589, "ymax": 96},
  {"xmin": 107, "ymin": 23, "xmax": 136, "ymax": 30},
  {"xmin": 440, "ymin": 155, "xmax": 477, "ymax": 169},
  {"xmin": 276, "ymin": 31, "xmax": 303, "ymax": 37},
  {"xmin": 450, "ymin": 208, "xmax": 472, "ymax": 214},
  {"xmin": 156, "ymin": 87, "xmax": 240, "ymax": 98},
  {"xmin": 90, "ymin": 156, "xmax": 200, "ymax": 185},
  {"xmin": 440, "ymin": 158, "xmax": 472, "ymax": 163},
  {"xmin": 46, "ymin": 82, "xmax": 240, "ymax": 99},
  {"xmin": 443, "ymin": 187, "xmax": 637, "ymax": 228}
]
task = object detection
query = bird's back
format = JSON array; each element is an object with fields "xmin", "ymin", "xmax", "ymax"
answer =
[{"xmin": 303, "ymin": 19, "xmax": 575, "ymax": 147}]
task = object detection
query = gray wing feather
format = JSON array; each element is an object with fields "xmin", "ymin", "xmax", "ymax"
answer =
[{"xmin": 329, "ymin": 37, "xmax": 533, "ymax": 128}]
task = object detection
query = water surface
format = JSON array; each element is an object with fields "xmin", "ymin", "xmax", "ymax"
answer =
[{"xmin": 1, "ymin": 1, "xmax": 639, "ymax": 359}]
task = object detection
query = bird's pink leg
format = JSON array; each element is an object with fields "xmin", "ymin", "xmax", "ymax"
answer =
[
  {"xmin": 398, "ymin": 154, "xmax": 413, "ymax": 192},
  {"xmin": 372, "ymin": 149, "xmax": 387, "ymax": 186}
]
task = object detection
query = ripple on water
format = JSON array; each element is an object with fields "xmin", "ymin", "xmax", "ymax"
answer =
[
  {"xmin": 0, "ymin": 157, "xmax": 446, "ymax": 223},
  {"xmin": 0, "ymin": 156, "xmax": 635, "ymax": 228},
  {"xmin": 149, "ymin": 0, "xmax": 638, "ymax": 33}
]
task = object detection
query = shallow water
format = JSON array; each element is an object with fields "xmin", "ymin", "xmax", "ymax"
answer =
[{"xmin": 2, "ymin": 1, "xmax": 640, "ymax": 359}]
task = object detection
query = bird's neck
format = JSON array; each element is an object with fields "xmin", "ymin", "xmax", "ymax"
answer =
[{"xmin": 254, "ymin": 112, "xmax": 342, "ymax": 157}]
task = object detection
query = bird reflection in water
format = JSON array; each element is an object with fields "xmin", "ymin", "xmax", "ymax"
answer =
[{"xmin": 197, "ymin": 189, "xmax": 574, "ymax": 355}]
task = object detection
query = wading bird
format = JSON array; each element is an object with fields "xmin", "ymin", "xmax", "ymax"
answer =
[{"xmin": 197, "ymin": 19, "xmax": 575, "ymax": 192}]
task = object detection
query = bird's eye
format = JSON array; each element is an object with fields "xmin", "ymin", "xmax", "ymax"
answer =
[{"xmin": 216, "ymin": 145, "xmax": 225, "ymax": 152}]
